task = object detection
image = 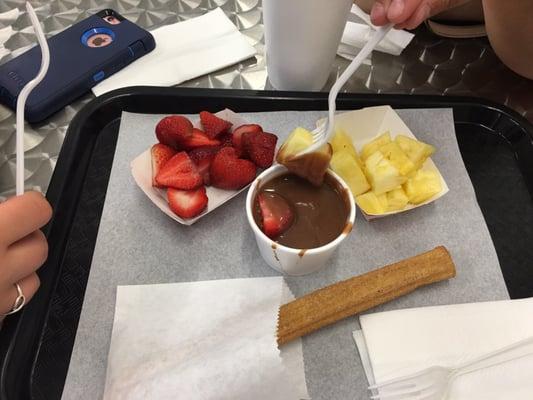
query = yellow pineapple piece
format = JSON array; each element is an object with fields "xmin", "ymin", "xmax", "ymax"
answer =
[
  {"xmin": 379, "ymin": 142, "xmax": 416, "ymax": 176},
  {"xmin": 330, "ymin": 129, "xmax": 363, "ymax": 168},
  {"xmin": 404, "ymin": 170, "xmax": 442, "ymax": 204},
  {"xmin": 356, "ymin": 191, "xmax": 386, "ymax": 215},
  {"xmin": 395, "ymin": 135, "xmax": 436, "ymax": 169},
  {"xmin": 276, "ymin": 127, "xmax": 332, "ymax": 186},
  {"xmin": 330, "ymin": 150, "xmax": 370, "ymax": 196},
  {"xmin": 360, "ymin": 132, "xmax": 391, "ymax": 161},
  {"xmin": 386, "ymin": 187, "xmax": 409, "ymax": 211},
  {"xmin": 364, "ymin": 151, "xmax": 406, "ymax": 195},
  {"xmin": 277, "ymin": 127, "xmax": 313, "ymax": 155},
  {"xmin": 377, "ymin": 192, "xmax": 388, "ymax": 210}
]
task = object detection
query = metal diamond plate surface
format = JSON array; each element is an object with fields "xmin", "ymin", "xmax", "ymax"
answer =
[{"xmin": 1, "ymin": 0, "xmax": 533, "ymax": 200}]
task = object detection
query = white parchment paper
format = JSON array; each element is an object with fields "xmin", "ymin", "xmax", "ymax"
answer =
[
  {"xmin": 102, "ymin": 277, "xmax": 308, "ymax": 400},
  {"xmin": 62, "ymin": 109, "xmax": 508, "ymax": 400}
]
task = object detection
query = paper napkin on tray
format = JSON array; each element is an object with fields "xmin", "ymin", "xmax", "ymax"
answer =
[
  {"xmin": 103, "ymin": 277, "xmax": 309, "ymax": 400},
  {"xmin": 337, "ymin": 4, "xmax": 414, "ymax": 60},
  {"xmin": 354, "ymin": 298, "xmax": 533, "ymax": 399},
  {"xmin": 92, "ymin": 8, "xmax": 256, "ymax": 96}
]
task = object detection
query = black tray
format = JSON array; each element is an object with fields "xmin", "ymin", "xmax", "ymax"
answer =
[{"xmin": 1, "ymin": 88, "xmax": 532, "ymax": 400}]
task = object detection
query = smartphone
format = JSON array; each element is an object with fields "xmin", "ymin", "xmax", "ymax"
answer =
[{"xmin": 0, "ymin": 9, "xmax": 155, "ymax": 123}]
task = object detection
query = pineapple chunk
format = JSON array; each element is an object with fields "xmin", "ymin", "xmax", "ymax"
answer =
[
  {"xmin": 360, "ymin": 132, "xmax": 391, "ymax": 161},
  {"xmin": 277, "ymin": 127, "xmax": 313, "ymax": 155},
  {"xmin": 404, "ymin": 170, "xmax": 442, "ymax": 204},
  {"xmin": 330, "ymin": 150, "xmax": 370, "ymax": 196},
  {"xmin": 356, "ymin": 191, "xmax": 386, "ymax": 215},
  {"xmin": 364, "ymin": 152, "xmax": 406, "ymax": 195},
  {"xmin": 377, "ymin": 192, "xmax": 388, "ymax": 210},
  {"xmin": 330, "ymin": 129, "xmax": 363, "ymax": 168},
  {"xmin": 386, "ymin": 187, "xmax": 409, "ymax": 211},
  {"xmin": 379, "ymin": 142, "xmax": 416, "ymax": 176},
  {"xmin": 276, "ymin": 127, "xmax": 332, "ymax": 186},
  {"xmin": 395, "ymin": 135, "xmax": 435, "ymax": 169}
]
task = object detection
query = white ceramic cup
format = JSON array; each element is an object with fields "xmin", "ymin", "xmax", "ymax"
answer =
[
  {"xmin": 262, "ymin": 0, "xmax": 354, "ymax": 91},
  {"xmin": 246, "ymin": 165, "xmax": 356, "ymax": 276}
]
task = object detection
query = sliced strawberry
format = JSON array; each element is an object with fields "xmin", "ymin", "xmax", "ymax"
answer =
[
  {"xmin": 151, "ymin": 144, "xmax": 176, "ymax": 187},
  {"xmin": 218, "ymin": 132, "xmax": 234, "ymax": 148},
  {"xmin": 232, "ymin": 124, "xmax": 262, "ymax": 151},
  {"xmin": 210, "ymin": 147, "xmax": 257, "ymax": 190},
  {"xmin": 155, "ymin": 116, "xmax": 193, "ymax": 149},
  {"xmin": 257, "ymin": 192, "xmax": 294, "ymax": 238},
  {"xmin": 199, "ymin": 111, "xmax": 232, "ymax": 139},
  {"xmin": 242, "ymin": 131, "xmax": 278, "ymax": 168},
  {"xmin": 155, "ymin": 151, "xmax": 202, "ymax": 190},
  {"xmin": 168, "ymin": 187, "xmax": 208, "ymax": 219},
  {"xmin": 188, "ymin": 145, "xmax": 220, "ymax": 186},
  {"xmin": 181, "ymin": 128, "xmax": 221, "ymax": 150}
]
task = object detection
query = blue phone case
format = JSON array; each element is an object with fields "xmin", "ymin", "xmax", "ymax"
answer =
[{"xmin": 0, "ymin": 9, "xmax": 155, "ymax": 123}]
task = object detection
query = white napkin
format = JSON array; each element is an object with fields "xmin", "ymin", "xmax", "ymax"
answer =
[
  {"xmin": 103, "ymin": 277, "xmax": 309, "ymax": 400},
  {"xmin": 354, "ymin": 298, "xmax": 533, "ymax": 399},
  {"xmin": 92, "ymin": 8, "xmax": 256, "ymax": 96},
  {"xmin": 337, "ymin": 4, "xmax": 414, "ymax": 60}
]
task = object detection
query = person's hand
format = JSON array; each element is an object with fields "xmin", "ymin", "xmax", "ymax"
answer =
[
  {"xmin": 0, "ymin": 192, "xmax": 52, "ymax": 316},
  {"xmin": 370, "ymin": 0, "xmax": 471, "ymax": 30}
]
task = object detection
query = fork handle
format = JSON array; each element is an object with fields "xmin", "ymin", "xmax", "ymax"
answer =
[{"xmin": 325, "ymin": 24, "xmax": 393, "ymax": 136}]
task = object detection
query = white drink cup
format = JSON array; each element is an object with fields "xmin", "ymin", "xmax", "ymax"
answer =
[{"xmin": 262, "ymin": 0, "xmax": 353, "ymax": 91}]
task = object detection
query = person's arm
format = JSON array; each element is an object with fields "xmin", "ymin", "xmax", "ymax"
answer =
[
  {"xmin": 369, "ymin": 0, "xmax": 533, "ymax": 79},
  {"xmin": 482, "ymin": 0, "xmax": 533, "ymax": 79},
  {"xmin": 0, "ymin": 192, "xmax": 52, "ymax": 318}
]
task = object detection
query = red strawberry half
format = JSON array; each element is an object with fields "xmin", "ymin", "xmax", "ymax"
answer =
[
  {"xmin": 188, "ymin": 145, "xmax": 220, "ymax": 186},
  {"xmin": 242, "ymin": 131, "xmax": 278, "ymax": 168},
  {"xmin": 181, "ymin": 128, "xmax": 221, "ymax": 150},
  {"xmin": 155, "ymin": 116, "xmax": 193, "ymax": 149},
  {"xmin": 210, "ymin": 147, "xmax": 257, "ymax": 190},
  {"xmin": 168, "ymin": 187, "xmax": 208, "ymax": 219},
  {"xmin": 256, "ymin": 192, "xmax": 294, "ymax": 238},
  {"xmin": 151, "ymin": 144, "xmax": 176, "ymax": 188},
  {"xmin": 199, "ymin": 111, "xmax": 232, "ymax": 139},
  {"xmin": 155, "ymin": 151, "xmax": 202, "ymax": 190},
  {"xmin": 232, "ymin": 124, "xmax": 262, "ymax": 151}
]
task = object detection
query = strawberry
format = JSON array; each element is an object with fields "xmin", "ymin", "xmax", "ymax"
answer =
[
  {"xmin": 167, "ymin": 187, "xmax": 208, "ymax": 219},
  {"xmin": 151, "ymin": 144, "xmax": 176, "ymax": 188},
  {"xmin": 210, "ymin": 147, "xmax": 257, "ymax": 190},
  {"xmin": 181, "ymin": 128, "xmax": 221, "ymax": 150},
  {"xmin": 199, "ymin": 111, "xmax": 232, "ymax": 139},
  {"xmin": 232, "ymin": 124, "xmax": 262, "ymax": 151},
  {"xmin": 242, "ymin": 131, "xmax": 278, "ymax": 168},
  {"xmin": 155, "ymin": 151, "xmax": 202, "ymax": 190},
  {"xmin": 218, "ymin": 132, "xmax": 234, "ymax": 148},
  {"xmin": 155, "ymin": 116, "xmax": 193, "ymax": 149},
  {"xmin": 188, "ymin": 145, "xmax": 220, "ymax": 186},
  {"xmin": 257, "ymin": 192, "xmax": 294, "ymax": 238}
]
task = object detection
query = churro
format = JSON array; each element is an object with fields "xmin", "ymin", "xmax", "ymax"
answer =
[{"xmin": 277, "ymin": 246, "xmax": 456, "ymax": 346}]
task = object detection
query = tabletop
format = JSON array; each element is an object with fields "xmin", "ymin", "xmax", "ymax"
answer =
[{"xmin": 1, "ymin": 0, "xmax": 533, "ymax": 200}]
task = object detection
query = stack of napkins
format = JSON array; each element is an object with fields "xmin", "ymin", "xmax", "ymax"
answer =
[
  {"xmin": 354, "ymin": 298, "xmax": 533, "ymax": 399},
  {"xmin": 338, "ymin": 4, "xmax": 414, "ymax": 59},
  {"xmin": 92, "ymin": 8, "xmax": 256, "ymax": 96},
  {"xmin": 103, "ymin": 277, "xmax": 309, "ymax": 399}
]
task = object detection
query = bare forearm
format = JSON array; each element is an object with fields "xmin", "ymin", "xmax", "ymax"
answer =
[{"xmin": 482, "ymin": 0, "xmax": 533, "ymax": 79}]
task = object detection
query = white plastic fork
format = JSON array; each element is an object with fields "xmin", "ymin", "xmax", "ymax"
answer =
[
  {"xmin": 368, "ymin": 335, "xmax": 533, "ymax": 400},
  {"xmin": 15, "ymin": 2, "xmax": 50, "ymax": 195},
  {"xmin": 297, "ymin": 23, "xmax": 393, "ymax": 157}
]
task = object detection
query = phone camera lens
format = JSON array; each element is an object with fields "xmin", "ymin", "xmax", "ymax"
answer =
[{"xmin": 103, "ymin": 15, "xmax": 120, "ymax": 25}]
